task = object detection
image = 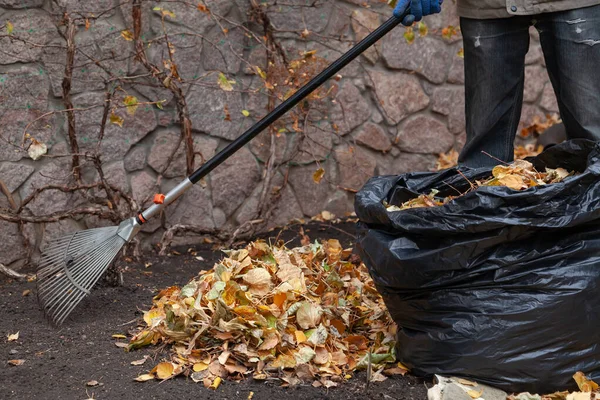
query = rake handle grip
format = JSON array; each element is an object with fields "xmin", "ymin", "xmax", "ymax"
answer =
[{"xmin": 188, "ymin": 13, "xmax": 405, "ymax": 185}]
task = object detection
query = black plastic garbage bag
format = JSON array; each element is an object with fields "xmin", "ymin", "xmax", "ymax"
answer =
[{"xmin": 354, "ymin": 139, "xmax": 600, "ymax": 394}]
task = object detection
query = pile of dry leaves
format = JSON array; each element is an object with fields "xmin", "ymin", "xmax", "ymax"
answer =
[
  {"xmin": 509, "ymin": 372, "xmax": 599, "ymax": 400},
  {"xmin": 127, "ymin": 239, "xmax": 403, "ymax": 388},
  {"xmin": 386, "ymin": 159, "xmax": 574, "ymax": 211}
]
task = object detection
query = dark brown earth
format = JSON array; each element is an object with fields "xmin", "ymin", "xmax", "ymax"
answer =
[{"xmin": 0, "ymin": 219, "xmax": 430, "ymax": 400}]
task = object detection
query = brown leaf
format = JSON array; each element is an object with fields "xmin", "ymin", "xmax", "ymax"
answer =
[
  {"xmin": 197, "ymin": 3, "xmax": 210, "ymax": 13},
  {"xmin": 8, "ymin": 359, "xmax": 25, "ymax": 366},
  {"xmin": 383, "ymin": 367, "xmax": 408, "ymax": 376},
  {"xmin": 86, "ymin": 380, "xmax": 100, "ymax": 387},
  {"xmin": 258, "ymin": 334, "xmax": 279, "ymax": 351},
  {"xmin": 218, "ymin": 351, "xmax": 231, "ymax": 365},
  {"xmin": 573, "ymin": 371, "xmax": 599, "ymax": 392},
  {"xmin": 131, "ymin": 356, "xmax": 149, "ymax": 366},
  {"xmin": 498, "ymin": 174, "xmax": 527, "ymax": 190},
  {"xmin": 296, "ymin": 302, "xmax": 322, "ymax": 330}
]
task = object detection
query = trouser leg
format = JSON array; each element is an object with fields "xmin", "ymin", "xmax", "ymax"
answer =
[
  {"xmin": 457, "ymin": 16, "xmax": 531, "ymax": 168},
  {"xmin": 536, "ymin": 5, "xmax": 600, "ymax": 142}
]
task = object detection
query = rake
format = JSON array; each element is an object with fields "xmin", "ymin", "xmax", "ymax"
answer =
[{"xmin": 36, "ymin": 11, "xmax": 409, "ymax": 325}]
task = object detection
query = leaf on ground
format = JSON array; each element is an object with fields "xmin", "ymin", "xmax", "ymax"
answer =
[
  {"xmin": 155, "ymin": 362, "xmax": 175, "ymax": 380},
  {"xmin": 458, "ymin": 378, "xmax": 478, "ymax": 386},
  {"xmin": 8, "ymin": 359, "xmax": 25, "ymax": 366},
  {"xmin": 134, "ymin": 373, "xmax": 155, "ymax": 382},
  {"xmin": 7, "ymin": 332, "xmax": 19, "ymax": 342},
  {"xmin": 209, "ymin": 376, "xmax": 222, "ymax": 390},
  {"xmin": 296, "ymin": 302, "xmax": 322, "ymax": 329},
  {"xmin": 6, "ymin": 21, "xmax": 13, "ymax": 35},
  {"xmin": 468, "ymin": 389, "xmax": 484, "ymax": 399},
  {"xmin": 112, "ymin": 334, "xmax": 127, "ymax": 339},
  {"xmin": 86, "ymin": 380, "xmax": 100, "ymax": 387},
  {"xmin": 131, "ymin": 356, "xmax": 149, "ymax": 366},
  {"xmin": 114, "ymin": 342, "xmax": 129, "ymax": 348}
]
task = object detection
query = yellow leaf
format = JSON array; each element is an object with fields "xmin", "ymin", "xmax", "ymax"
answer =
[
  {"xmin": 467, "ymin": 389, "xmax": 483, "ymax": 399},
  {"xmin": 254, "ymin": 66, "xmax": 267, "ymax": 80},
  {"xmin": 312, "ymin": 168, "xmax": 325, "ymax": 184},
  {"xmin": 121, "ymin": 29, "xmax": 134, "ymax": 41},
  {"xmin": 7, "ymin": 332, "xmax": 19, "ymax": 341},
  {"xmin": 418, "ymin": 21, "xmax": 428, "ymax": 37},
  {"xmin": 193, "ymin": 362, "xmax": 208, "ymax": 372},
  {"xmin": 303, "ymin": 50, "xmax": 317, "ymax": 58},
  {"xmin": 295, "ymin": 330, "xmax": 307, "ymax": 344},
  {"xmin": 110, "ymin": 113, "xmax": 124, "ymax": 127},
  {"xmin": 573, "ymin": 371, "xmax": 599, "ymax": 392},
  {"xmin": 458, "ymin": 378, "xmax": 478, "ymax": 386},
  {"xmin": 457, "ymin": 48, "xmax": 464, "ymax": 58},
  {"xmin": 112, "ymin": 334, "xmax": 127, "ymax": 339},
  {"xmin": 143, "ymin": 309, "xmax": 163, "ymax": 326},
  {"xmin": 209, "ymin": 376, "xmax": 222, "ymax": 390},
  {"xmin": 134, "ymin": 373, "xmax": 155, "ymax": 382},
  {"xmin": 248, "ymin": 392, "xmax": 254, "ymax": 400},
  {"xmin": 241, "ymin": 109, "xmax": 250, "ymax": 117},
  {"xmin": 217, "ymin": 72, "xmax": 235, "ymax": 92},
  {"xmin": 7, "ymin": 21, "xmax": 13, "ymax": 35},
  {"xmin": 123, "ymin": 95, "xmax": 139, "ymax": 116},
  {"xmin": 156, "ymin": 362, "xmax": 174, "ymax": 380},
  {"xmin": 404, "ymin": 27, "xmax": 415, "ymax": 44}
]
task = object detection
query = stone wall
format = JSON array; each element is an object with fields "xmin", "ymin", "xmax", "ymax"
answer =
[{"xmin": 0, "ymin": 0, "xmax": 557, "ymax": 269}]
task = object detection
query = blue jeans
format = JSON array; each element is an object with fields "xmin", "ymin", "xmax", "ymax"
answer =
[{"xmin": 458, "ymin": 5, "xmax": 600, "ymax": 168}]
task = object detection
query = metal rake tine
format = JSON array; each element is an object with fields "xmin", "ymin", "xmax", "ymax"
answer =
[
  {"xmin": 49, "ymin": 241, "xmax": 124, "ymax": 324},
  {"xmin": 52, "ymin": 243, "xmax": 124, "ymax": 324},
  {"xmin": 38, "ymin": 238, "xmax": 117, "ymax": 303},
  {"xmin": 38, "ymin": 240, "xmax": 115, "ymax": 306},
  {"xmin": 41, "ymin": 236, "xmax": 123, "ymax": 317}
]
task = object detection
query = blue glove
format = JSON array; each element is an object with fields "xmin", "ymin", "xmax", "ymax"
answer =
[{"xmin": 393, "ymin": 0, "xmax": 443, "ymax": 26}]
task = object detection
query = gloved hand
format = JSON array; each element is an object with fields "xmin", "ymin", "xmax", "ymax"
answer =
[{"xmin": 393, "ymin": 0, "xmax": 443, "ymax": 26}]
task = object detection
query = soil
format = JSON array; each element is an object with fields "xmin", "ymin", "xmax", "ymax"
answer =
[{"xmin": 0, "ymin": 219, "xmax": 430, "ymax": 400}]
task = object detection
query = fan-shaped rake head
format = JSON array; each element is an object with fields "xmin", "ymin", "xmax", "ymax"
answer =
[{"xmin": 36, "ymin": 225, "xmax": 127, "ymax": 326}]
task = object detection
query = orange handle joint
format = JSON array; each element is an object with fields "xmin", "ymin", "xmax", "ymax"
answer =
[{"xmin": 153, "ymin": 194, "xmax": 166, "ymax": 204}]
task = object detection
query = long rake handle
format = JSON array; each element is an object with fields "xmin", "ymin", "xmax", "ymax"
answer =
[{"xmin": 139, "ymin": 12, "xmax": 406, "ymax": 223}]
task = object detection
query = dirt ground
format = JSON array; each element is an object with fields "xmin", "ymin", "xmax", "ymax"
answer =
[{"xmin": 0, "ymin": 219, "xmax": 430, "ymax": 400}]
